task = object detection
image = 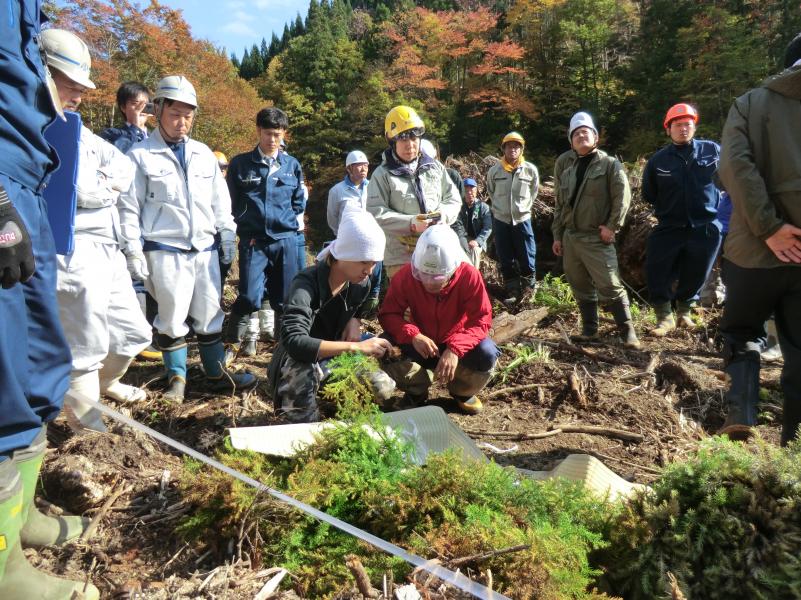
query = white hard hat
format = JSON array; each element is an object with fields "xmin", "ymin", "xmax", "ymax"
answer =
[
  {"xmin": 41, "ymin": 28, "xmax": 95, "ymax": 89},
  {"xmin": 345, "ymin": 150, "xmax": 368, "ymax": 167},
  {"xmin": 154, "ymin": 75, "xmax": 198, "ymax": 108},
  {"xmin": 419, "ymin": 139, "xmax": 437, "ymax": 159},
  {"xmin": 411, "ymin": 224, "xmax": 464, "ymax": 281},
  {"xmin": 568, "ymin": 111, "xmax": 598, "ymax": 142}
]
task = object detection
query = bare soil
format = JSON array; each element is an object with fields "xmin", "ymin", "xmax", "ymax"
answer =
[{"xmin": 33, "ymin": 281, "xmax": 785, "ymax": 599}]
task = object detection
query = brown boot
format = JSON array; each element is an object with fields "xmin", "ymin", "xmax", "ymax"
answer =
[{"xmin": 652, "ymin": 303, "xmax": 675, "ymax": 337}]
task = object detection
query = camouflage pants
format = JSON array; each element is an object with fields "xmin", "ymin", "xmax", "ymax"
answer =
[
  {"xmin": 275, "ymin": 356, "xmax": 323, "ymax": 423},
  {"xmin": 274, "ymin": 355, "xmax": 397, "ymax": 423}
]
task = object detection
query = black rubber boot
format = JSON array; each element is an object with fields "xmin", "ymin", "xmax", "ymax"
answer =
[
  {"xmin": 719, "ymin": 357, "xmax": 759, "ymax": 441},
  {"xmin": 608, "ymin": 298, "xmax": 640, "ymax": 349},
  {"xmin": 224, "ymin": 311, "xmax": 249, "ymax": 345},
  {"xmin": 503, "ymin": 276, "xmax": 521, "ymax": 305},
  {"xmin": 575, "ymin": 301, "xmax": 599, "ymax": 341}
]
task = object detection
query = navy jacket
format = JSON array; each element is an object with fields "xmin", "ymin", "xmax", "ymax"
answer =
[
  {"xmin": 642, "ymin": 138, "xmax": 721, "ymax": 228},
  {"xmin": 226, "ymin": 147, "xmax": 306, "ymax": 241},
  {"xmin": 99, "ymin": 123, "xmax": 146, "ymax": 154},
  {"xmin": 0, "ymin": 0, "xmax": 59, "ymax": 190}
]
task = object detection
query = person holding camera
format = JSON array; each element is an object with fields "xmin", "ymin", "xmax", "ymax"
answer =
[{"xmin": 366, "ymin": 105, "xmax": 461, "ymax": 279}]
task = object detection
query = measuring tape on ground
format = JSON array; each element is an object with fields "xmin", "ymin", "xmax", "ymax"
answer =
[{"xmin": 83, "ymin": 398, "xmax": 511, "ymax": 600}]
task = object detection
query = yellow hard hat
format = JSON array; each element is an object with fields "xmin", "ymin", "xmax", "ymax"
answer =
[
  {"xmin": 501, "ymin": 131, "xmax": 525, "ymax": 148},
  {"xmin": 213, "ymin": 151, "xmax": 228, "ymax": 166},
  {"xmin": 385, "ymin": 105, "xmax": 425, "ymax": 140}
]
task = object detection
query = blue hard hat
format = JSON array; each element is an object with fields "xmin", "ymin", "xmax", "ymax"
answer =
[{"xmin": 463, "ymin": 178, "xmax": 477, "ymax": 187}]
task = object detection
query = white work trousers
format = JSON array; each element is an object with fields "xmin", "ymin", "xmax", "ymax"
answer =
[
  {"xmin": 145, "ymin": 249, "xmax": 224, "ymax": 339},
  {"xmin": 57, "ymin": 239, "xmax": 151, "ymax": 372}
]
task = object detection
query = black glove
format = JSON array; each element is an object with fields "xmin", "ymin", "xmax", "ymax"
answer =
[{"xmin": 0, "ymin": 185, "xmax": 35, "ymax": 288}]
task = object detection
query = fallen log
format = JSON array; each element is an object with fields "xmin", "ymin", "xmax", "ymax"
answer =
[
  {"xmin": 541, "ymin": 340, "xmax": 646, "ymax": 368},
  {"xmin": 463, "ymin": 424, "xmax": 644, "ymax": 443}
]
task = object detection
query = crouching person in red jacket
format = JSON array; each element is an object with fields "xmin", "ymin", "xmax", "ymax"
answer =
[{"xmin": 379, "ymin": 224, "xmax": 500, "ymax": 414}]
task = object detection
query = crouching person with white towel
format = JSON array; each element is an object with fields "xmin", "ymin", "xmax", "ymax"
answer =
[{"xmin": 268, "ymin": 207, "xmax": 396, "ymax": 423}]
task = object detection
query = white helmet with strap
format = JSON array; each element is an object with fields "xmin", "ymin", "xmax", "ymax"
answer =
[
  {"xmin": 41, "ymin": 28, "xmax": 95, "ymax": 89},
  {"xmin": 153, "ymin": 75, "xmax": 198, "ymax": 108}
]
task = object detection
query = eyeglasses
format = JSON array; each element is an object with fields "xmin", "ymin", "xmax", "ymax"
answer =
[{"xmin": 395, "ymin": 127, "xmax": 425, "ymax": 141}]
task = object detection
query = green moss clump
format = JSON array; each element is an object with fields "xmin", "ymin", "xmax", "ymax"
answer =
[
  {"xmin": 179, "ymin": 412, "xmax": 619, "ymax": 599},
  {"xmin": 600, "ymin": 436, "xmax": 801, "ymax": 600}
]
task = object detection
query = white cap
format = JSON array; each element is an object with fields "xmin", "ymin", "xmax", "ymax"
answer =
[
  {"xmin": 316, "ymin": 206, "xmax": 385, "ymax": 263},
  {"xmin": 345, "ymin": 150, "xmax": 368, "ymax": 167},
  {"xmin": 154, "ymin": 75, "xmax": 198, "ymax": 108},
  {"xmin": 419, "ymin": 139, "xmax": 437, "ymax": 159},
  {"xmin": 568, "ymin": 111, "xmax": 598, "ymax": 141},
  {"xmin": 411, "ymin": 224, "xmax": 464, "ymax": 281},
  {"xmin": 41, "ymin": 29, "xmax": 96, "ymax": 89}
]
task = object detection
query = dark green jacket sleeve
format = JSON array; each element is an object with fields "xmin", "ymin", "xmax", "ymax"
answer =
[{"xmin": 719, "ymin": 96, "xmax": 784, "ymax": 241}]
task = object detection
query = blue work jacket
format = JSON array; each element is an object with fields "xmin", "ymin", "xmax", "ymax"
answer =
[
  {"xmin": 226, "ymin": 147, "xmax": 306, "ymax": 241},
  {"xmin": 99, "ymin": 123, "xmax": 147, "ymax": 154},
  {"xmin": 642, "ymin": 138, "xmax": 721, "ymax": 228},
  {"xmin": 0, "ymin": 0, "xmax": 59, "ymax": 190}
]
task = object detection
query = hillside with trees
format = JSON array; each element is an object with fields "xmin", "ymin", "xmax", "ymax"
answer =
[{"xmin": 52, "ymin": 0, "xmax": 800, "ymax": 179}]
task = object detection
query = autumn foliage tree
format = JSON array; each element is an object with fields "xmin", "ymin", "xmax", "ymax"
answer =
[{"xmin": 51, "ymin": 0, "xmax": 264, "ymax": 157}]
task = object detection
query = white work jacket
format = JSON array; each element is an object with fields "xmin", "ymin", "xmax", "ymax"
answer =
[
  {"xmin": 74, "ymin": 125, "xmax": 134, "ymax": 245},
  {"xmin": 119, "ymin": 129, "xmax": 235, "ymax": 253}
]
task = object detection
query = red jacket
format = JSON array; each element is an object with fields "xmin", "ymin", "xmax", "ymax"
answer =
[{"xmin": 379, "ymin": 262, "xmax": 493, "ymax": 357}]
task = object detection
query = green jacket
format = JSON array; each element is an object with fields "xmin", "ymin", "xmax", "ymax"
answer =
[
  {"xmin": 718, "ymin": 66, "xmax": 801, "ymax": 269},
  {"xmin": 366, "ymin": 150, "xmax": 461, "ymax": 267},
  {"xmin": 486, "ymin": 160, "xmax": 539, "ymax": 225},
  {"xmin": 552, "ymin": 149, "xmax": 630, "ymax": 241}
]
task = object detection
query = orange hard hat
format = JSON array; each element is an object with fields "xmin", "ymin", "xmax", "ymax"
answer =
[{"xmin": 663, "ymin": 103, "xmax": 699, "ymax": 129}]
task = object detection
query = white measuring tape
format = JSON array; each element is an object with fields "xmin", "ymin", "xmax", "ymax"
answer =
[{"xmin": 84, "ymin": 399, "xmax": 511, "ymax": 600}]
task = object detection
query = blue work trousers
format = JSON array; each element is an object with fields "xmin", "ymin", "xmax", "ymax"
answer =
[
  {"xmin": 493, "ymin": 218, "xmax": 536, "ymax": 281},
  {"xmin": 0, "ymin": 176, "xmax": 71, "ymax": 456},
  {"xmin": 231, "ymin": 236, "xmax": 298, "ymax": 315},
  {"xmin": 296, "ymin": 231, "xmax": 307, "ymax": 272},
  {"xmin": 646, "ymin": 223, "xmax": 721, "ymax": 305}
]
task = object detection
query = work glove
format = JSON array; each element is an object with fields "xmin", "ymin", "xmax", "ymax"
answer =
[
  {"xmin": 219, "ymin": 229, "xmax": 237, "ymax": 265},
  {"xmin": 0, "ymin": 185, "xmax": 35, "ymax": 288},
  {"xmin": 125, "ymin": 249, "xmax": 149, "ymax": 281}
]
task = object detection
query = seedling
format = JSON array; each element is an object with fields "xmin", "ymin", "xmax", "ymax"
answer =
[{"xmin": 533, "ymin": 274, "xmax": 576, "ymax": 314}]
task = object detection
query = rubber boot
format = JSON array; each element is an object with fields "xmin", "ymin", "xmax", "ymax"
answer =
[
  {"xmin": 448, "ymin": 365, "xmax": 493, "ymax": 415},
  {"xmin": 718, "ymin": 357, "xmax": 759, "ymax": 441},
  {"xmin": 240, "ymin": 312, "xmax": 259, "ymax": 357},
  {"xmin": 651, "ymin": 302, "xmax": 675, "ymax": 337},
  {"xmin": 199, "ymin": 341, "xmax": 258, "ymax": 393},
  {"xmin": 574, "ymin": 301, "xmax": 599, "ymax": 341},
  {"xmin": 161, "ymin": 346, "xmax": 188, "ymax": 402},
  {"xmin": 761, "ymin": 318, "xmax": 783, "ymax": 363},
  {"xmin": 63, "ymin": 371, "xmax": 107, "ymax": 434},
  {"xmin": 99, "ymin": 354, "xmax": 146, "ymax": 403},
  {"xmin": 675, "ymin": 301, "xmax": 696, "ymax": 329},
  {"xmin": 224, "ymin": 311, "xmax": 249, "ymax": 364},
  {"xmin": 609, "ymin": 298, "xmax": 641, "ymax": 349},
  {"xmin": 14, "ymin": 429, "xmax": 89, "ymax": 548},
  {"xmin": 0, "ymin": 459, "xmax": 99, "ymax": 600},
  {"xmin": 517, "ymin": 275, "xmax": 536, "ymax": 305},
  {"xmin": 503, "ymin": 276, "xmax": 522, "ymax": 305},
  {"xmin": 258, "ymin": 301, "xmax": 275, "ymax": 340}
]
